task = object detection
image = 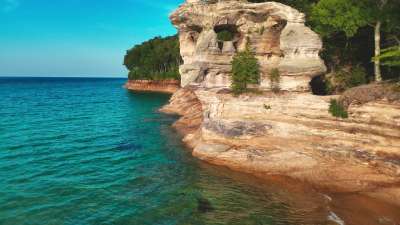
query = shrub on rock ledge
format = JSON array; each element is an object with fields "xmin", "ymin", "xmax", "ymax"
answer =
[
  {"xmin": 231, "ymin": 47, "xmax": 260, "ymax": 95},
  {"xmin": 269, "ymin": 68, "xmax": 281, "ymax": 93},
  {"xmin": 325, "ymin": 65, "xmax": 368, "ymax": 94},
  {"xmin": 329, "ymin": 99, "xmax": 348, "ymax": 119}
]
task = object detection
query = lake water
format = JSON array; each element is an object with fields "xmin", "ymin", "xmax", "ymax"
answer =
[{"xmin": 0, "ymin": 77, "xmax": 398, "ymax": 225}]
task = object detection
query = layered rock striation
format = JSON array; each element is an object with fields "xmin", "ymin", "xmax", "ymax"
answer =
[
  {"xmin": 125, "ymin": 79, "xmax": 180, "ymax": 93},
  {"xmin": 164, "ymin": 0, "xmax": 400, "ymax": 206},
  {"xmin": 170, "ymin": 0, "xmax": 326, "ymax": 91}
]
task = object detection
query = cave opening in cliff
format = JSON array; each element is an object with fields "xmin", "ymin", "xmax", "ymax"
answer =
[
  {"xmin": 214, "ymin": 24, "xmax": 239, "ymax": 50},
  {"xmin": 310, "ymin": 75, "xmax": 329, "ymax": 96}
]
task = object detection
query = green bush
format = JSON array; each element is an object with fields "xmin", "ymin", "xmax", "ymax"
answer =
[
  {"xmin": 325, "ymin": 65, "xmax": 368, "ymax": 94},
  {"xmin": 217, "ymin": 30, "xmax": 234, "ymax": 42},
  {"xmin": 329, "ymin": 99, "xmax": 348, "ymax": 119},
  {"xmin": 231, "ymin": 47, "xmax": 260, "ymax": 95},
  {"xmin": 269, "ymin": 68, "xmax": 281, "ymax": 93},
  {"xmin": 347, "ymin": 66, "xmax": 368, "ymax": 87}
]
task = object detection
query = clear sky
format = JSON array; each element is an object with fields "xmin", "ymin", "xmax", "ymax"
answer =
[{"xmin": 0, "ymin": 0, "xmax": 183, "ymax": 77}]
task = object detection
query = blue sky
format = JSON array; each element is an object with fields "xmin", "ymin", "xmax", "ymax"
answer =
[{"xmin": 0, "ymin": 0, "xmax": 183, "ymax": 77}]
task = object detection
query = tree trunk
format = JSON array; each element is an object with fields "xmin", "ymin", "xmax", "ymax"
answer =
[{"xmin": 374, "ymin": 21, "xmax": 382, "ymax": 82}]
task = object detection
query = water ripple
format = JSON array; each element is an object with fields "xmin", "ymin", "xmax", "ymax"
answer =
[{"xmin": 2, "ymin": 78, "xmax": 398, "ymax": 225}]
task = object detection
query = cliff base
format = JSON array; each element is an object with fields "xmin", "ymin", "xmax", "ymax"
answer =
[
  {"xmin": 162, "ymin": 87, "xmax": 400, "ymax": 208},
  {"xmin": 125, "ymin": 80, "xmax": 180, "ymax": 93}
]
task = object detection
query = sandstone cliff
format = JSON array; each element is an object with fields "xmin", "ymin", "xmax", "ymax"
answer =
[
  {"xmin": 170, "ymin": 0, "xmax": 326, "ymax": 91},
  {"xmin": 125, "ymin": 80, "xmax": 180, "ymax": 93},
  {"xmin": 164, "ymin": 0, "xmax": 400, "ymax": 206}
]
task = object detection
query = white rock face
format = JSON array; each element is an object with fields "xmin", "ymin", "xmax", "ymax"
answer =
[
  {"xmin": 170, "ymin": 0, "xmax": 326, "ymax": 91},
  {"xmin": 164, "ymin": 0, "xmax": 400, "ymax": 208}
]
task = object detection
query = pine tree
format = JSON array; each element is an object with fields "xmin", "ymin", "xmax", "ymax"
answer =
[{"xmin": 231, "ymin": 47, "xmax": 260, "ymax": 95}]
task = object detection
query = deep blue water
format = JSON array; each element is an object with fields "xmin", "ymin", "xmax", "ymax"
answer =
[{"xmin": 0, "ymin": 77, "xmax": 348, "ymax": 225}]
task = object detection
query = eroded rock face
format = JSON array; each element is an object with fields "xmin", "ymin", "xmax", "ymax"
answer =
[
  {"xmin": 165, "ymin": 87, "xmax": 400, "ymax": 206},
  {"xmin": 170, "ymin": 0, "xmax": 326, "ymax": 91},
  {"xmin": 125, "ymin": 80, "xmax": 180, "ymax": 93},
  {"xmin": 164, "ymin": 0, "xmax": 400, "ymax": 210}
]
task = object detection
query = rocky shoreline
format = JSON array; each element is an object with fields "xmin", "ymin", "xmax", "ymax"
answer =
[
  {"xmin": 125, "ymin": 79, "xmax": 180, "ymax": 94},
  {"xmin": 161, "ymin": 87, "xmax": 400, "ymax": 207},
  {"xmin": 156, "ymin": 0, "xmax": 400, "ymax": 208}
]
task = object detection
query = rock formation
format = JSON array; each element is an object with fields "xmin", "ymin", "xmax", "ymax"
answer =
[
  {"xmin": 165, "ymin": 0, "xmax": 400, "ymax": 207},
  {"xmin": 125, "ymin": 80, "xmax": 180, "ymax": 93},
  {"xmin": 170, "ymin": 0, "xmax": 326, "ymax": 91}
]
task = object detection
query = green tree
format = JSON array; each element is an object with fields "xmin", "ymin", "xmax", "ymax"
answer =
[
  {"xmin": 373, "ymin": 34, "xmax": 400, "ymax": 68},
  {"xmin": 124, "ymin": 35, "xmax": 182, "ymax": 80},
  {"xmin": 374, "ymin": 45, "xmax": 400, "ymax": 67},
  {"xmin": 231, "ymin": 47, "xmax": 260, "ymax": 95},
  {"xmin": 311, "ymin": 0, "xmax": 400, "ymax": 82}
]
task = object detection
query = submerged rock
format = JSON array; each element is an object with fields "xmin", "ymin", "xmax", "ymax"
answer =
[{"xmin": 197, "ymin": 197, "xmax": 214, "ymax": 213}]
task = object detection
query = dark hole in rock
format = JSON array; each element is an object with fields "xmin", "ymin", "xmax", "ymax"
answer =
[
  {"xmin": 214, "ymin": 24, "xmax": 238, "ymax": 42},
  {"xmin": 197, "ymin": 197, "xmax": 214, "ymax": 213},
  {"xmin": 233, "ymin": 41, "xmax": 239, "ymax": 50},
  {"xmin": 218, "ymin": 41, "xmax": 224, "ymax": 50},
  {"xmin": 188, "ymin": 25, "xmax": 203, "ymax": 34},
  {"xmin": 271, "ymin": 20, "xmax": 287, "ymax": 33},
  {"xmin": 187, "ymin": 26, "xmax": 203, "ymax": 43},
  {"xmin": 195, "ymin": 68, "xmax": 208, "ymax": 83},
  {"xmin": 310, "ymin": 75, "xmax": 328, "ymax": 96}
]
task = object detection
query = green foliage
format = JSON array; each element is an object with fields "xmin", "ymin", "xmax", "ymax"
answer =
[
  {"xmin": 124, "ymin": 35, "xmax": 182, "ymax": 80},
  {"xmin": 347, "ymin": 66, "xmax": 368, "ymax": 87},
  {"xmin": 250, "ymin": 0, "xmax": 400, "ymax": 80},
  {"xmin": 311, "ymin": 0, "xmax": 370, "ymax": 37},
  {"xmin": 373, "ymin": 45, "xmax": 400, "ymax": 67},
  {"xmin": 310, "ymin": 0, "xmax": 398, "ymax": 37},
  {"xmin": 217, "ymin": 30, "xmax": 234, "ymax": 42},
  {"xmin": 329, "ymin": 99, "xmax": 348, "ymax": 118},
  {"xmin": 269, "ymin": 68, "xmax": 281, "ymax": 93},
  {"xmin": 326, "ymin": 65, "xmax": 368, "ymax": 93},
  {"xmin": 123, "ymin": 0, "xmax": 400, "ymax": 83},
  {"xmin": 231, "ymin": 47, "xmax": 260, "ymax": 95}
]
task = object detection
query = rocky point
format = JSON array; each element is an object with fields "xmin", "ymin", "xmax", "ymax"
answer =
[{"xmin": 162, "ymin": 0, "xmax": 400, "ymax": 206}]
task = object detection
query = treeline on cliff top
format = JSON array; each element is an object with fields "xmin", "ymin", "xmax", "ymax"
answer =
[
  {"xmin": 125, "ymin": 0, "xmax": 400, "ymax": 93},
  {"xmin": 124, "ymin": 35, "xmax": 182, "ymax": 80}
]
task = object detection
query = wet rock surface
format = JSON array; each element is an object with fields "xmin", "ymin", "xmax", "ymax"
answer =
[{"xmin": 203, "ymin": 120, "xmax": 272, "ymax": 138}]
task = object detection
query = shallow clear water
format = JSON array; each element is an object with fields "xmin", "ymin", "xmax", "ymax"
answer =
[{"xmin": 0, "ymin": 77, "xmax": 397, "ymax": 225}]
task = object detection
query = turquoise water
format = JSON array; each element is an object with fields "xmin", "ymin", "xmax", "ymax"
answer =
[{"xmin": 0, "ymin": 77, "xmax": 341, "ymax": 225}]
